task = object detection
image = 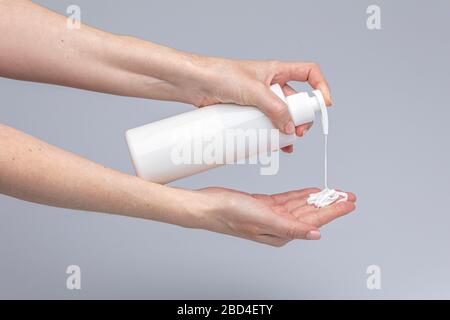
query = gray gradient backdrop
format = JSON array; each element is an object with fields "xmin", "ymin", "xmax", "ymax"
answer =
[{"xmin": 1, "ymin": 0, "xmax": 449, "ymax": 299}]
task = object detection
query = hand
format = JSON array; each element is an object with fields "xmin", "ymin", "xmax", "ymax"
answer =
[
  {"xmin": 175, "ymin": 57, "xmax": 332, "ymax": 153},
  {"xmin": 193, "ymin": 187, "xmax": 356, "ymax": 247},
  {"xmin": 0, "ymin": 1, "xmax": 329, "ymax": 154}
]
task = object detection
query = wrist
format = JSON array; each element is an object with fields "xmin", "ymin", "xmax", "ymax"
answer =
[
  {"xmin": 164, "ymin": 53, "xmax": 223, "ymax": 104},
  {"xmin": 176, "ymin": 188, "xmax": 218, "ymax": 230},
  {"xmin": 112, "ymin": 35, "xmax": 229, "ymax": 105},
  {"xmin": 134, "ymin": 181, "xmax": 217, "ymax": 230}
]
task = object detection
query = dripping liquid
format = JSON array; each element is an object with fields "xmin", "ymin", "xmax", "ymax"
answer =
[{"xmin": 324, "ymin": 134, "xmax": 328, "ymax": 189}]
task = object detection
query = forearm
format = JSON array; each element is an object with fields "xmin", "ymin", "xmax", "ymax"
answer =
[
  {"xmin": 0, "ymin": 124, "xmax": 207, "ymax": 227},
  {"xmin": 0, "ymin": 0, "xmax": 208, "ymax": 102}
]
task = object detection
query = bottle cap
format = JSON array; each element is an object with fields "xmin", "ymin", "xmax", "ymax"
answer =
[
  {"xmin": 270, "ymin": 84, "xmax": 329, "ymax": 135},
  {"xmin": 286, "ymin": 89, "xmax": 329, "ymax": 135},
  {"xmin": 312, "ymin": 90, "xmax": 328, "ymax": 135}
]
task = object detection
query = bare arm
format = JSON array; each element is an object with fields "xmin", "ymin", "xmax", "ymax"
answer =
[
  {"xmin": 0, "ymin": 0, "xmax": 331, "ymax": 138},
  {"xmin": 0, "ymin": 1, "xmax": 356, "ymax": 246},
  {"xmin": 0, "ymin": 125, "xmax": 356, "ymax": 246},
  {"xmin": 0, "ymin": 0, "xmax": 204, "ymax": 103},
  {"xmin": 0, "ymin": 124, "xmax": 204, "ymax": 227}
]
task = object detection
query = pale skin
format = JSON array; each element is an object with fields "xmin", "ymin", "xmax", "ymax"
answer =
[{"xmin": 0, "ymin": 0, "xmax": 356, "ymax": 246}]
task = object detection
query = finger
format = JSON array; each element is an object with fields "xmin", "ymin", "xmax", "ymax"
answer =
[
  {"xmin": 295, "ymin": 122, "xmax": 313, "ymax": 137},
  {"xmin": 336, "ymin": 190, "xmax": 357, "ymax": 202},
  {"xmin": 289, "ymin": 189, "xmax": 357, "ymax": 218},
  {"xmin": 280, "ymin": 85, "xmax": 301, "ymax": 147},
  {"xmin": 280, "ymin": 198, "xmax": 310, "ymax": 213},
  {"xmin": 281, "ymin": 145, "xmax": 293, "ymax": 153},
  {"xmin": 281, "ymin": 83, "xmax": 297, "ymax": 96},
  {"xmin": 303, "ymin": 200, "xmax": 356, "ymax": 227},
  {"xmin": 252, "ymin": 84, "xmax": 294, "ymax": 135},
  {"xmin": 282, "ymin": 84, "xmax": 314, "ymax": 137},
  {"xmin": 279, "ymin": 62, "xmax": 332, "ymax": 106},
  {"xmin": 272, "ymin": 187, "xmax": 321, "ymax": 204}
]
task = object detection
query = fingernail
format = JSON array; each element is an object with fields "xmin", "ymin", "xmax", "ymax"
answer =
[
  {"xmin": 306, "ymin": 230, "xmax": 321, "ymax": 240},
  {"xmin": 284, "ymin": 121, "xmax": 295, "ymax": 135}
]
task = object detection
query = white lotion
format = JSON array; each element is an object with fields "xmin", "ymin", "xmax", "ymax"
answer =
[
  {"xmin": 306, "ymin": 98, "xmax": 348, "ymax": 208},
  {"xmin": 126, "ymin": 84, "xmax": 326, "ymax": 184},
  {"xmin": 307, "ymin": 186, "xmax": 348, "ymax": 208}
]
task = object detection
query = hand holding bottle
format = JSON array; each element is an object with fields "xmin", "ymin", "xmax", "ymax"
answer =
[
  {"xmin": 0, "ymin": 1, "xmax": 331, "ymax": 153},
  {"xmin": 167, "ymin": 57, "xmax": 333, "ymax": 152},
  {"xmin": 187, "ymin": 58, "xmax": 332, "ymax": 129}
]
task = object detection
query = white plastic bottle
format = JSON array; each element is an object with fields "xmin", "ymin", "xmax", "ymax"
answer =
[{"xmin": 126, "ymin": 84, "xmax": 328, "ymax": 183}]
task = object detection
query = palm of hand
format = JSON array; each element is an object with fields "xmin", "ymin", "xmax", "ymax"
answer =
[{"xmin": 199, "ymin": 187, "xmax": 356, "ymax": 246}]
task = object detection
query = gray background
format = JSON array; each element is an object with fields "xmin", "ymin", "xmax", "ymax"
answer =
[{"xmin": 1, "ymin": 0, "xmax": 449, "ymax": 299}]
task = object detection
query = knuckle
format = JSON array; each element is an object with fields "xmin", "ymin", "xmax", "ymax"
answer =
[
  {"xmin": 268, "ymin": 59, "xmax": 282, "ymax": 70},
  {"xmin": 313, "ymin": 212, "xmax": 324, "ymax": 227},
  {"xmin": 255, "ymin": 81, "xmax": 269, "ymax": 94},
  {"xmin": 309, "ymin": 61, "xmax": 319, "ymax": 69},
  {"xmin": 269, "ymin": 103, "xmax": 289, "ymax": 119},
  {"xmin": 285, "ymin": 226, "xmax": 300, "ymax": 240}
]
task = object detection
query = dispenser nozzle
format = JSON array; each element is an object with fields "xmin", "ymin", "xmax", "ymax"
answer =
[
  {"xmin": 312, "ymin": 90, "xmax": 328, "ymax": 135},
  {"xmin": 282, "ymin": 84, "xmax": 329, "ymax": 135}
]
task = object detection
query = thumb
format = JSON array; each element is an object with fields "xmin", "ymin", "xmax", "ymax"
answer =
[{"xmin": 250, "ymin": 84, "xmax": 295, "ymax": 135}]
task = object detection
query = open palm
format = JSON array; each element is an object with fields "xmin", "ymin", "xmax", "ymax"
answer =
[{"xmin": 198, "ymin": 187, "xmax": 356, "ymax": 246}]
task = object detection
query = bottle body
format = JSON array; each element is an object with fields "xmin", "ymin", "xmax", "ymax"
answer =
[{"xmin": 126, "ymin": 84, "xmax": 322, "ymax": 184}]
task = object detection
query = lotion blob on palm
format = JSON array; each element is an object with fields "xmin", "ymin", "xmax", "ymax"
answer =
[{"xmin": 307, "ymin": 188, "xmax": 348, "ymax": 208}]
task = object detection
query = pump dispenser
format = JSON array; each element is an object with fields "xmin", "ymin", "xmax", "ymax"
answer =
[
  {"xmin": 126, "ymin": 83, "xmax": 328, "ymax": 183},
  {"xmin": 286, "ymin": 89, "xmax": 328, "ymax": 135}
]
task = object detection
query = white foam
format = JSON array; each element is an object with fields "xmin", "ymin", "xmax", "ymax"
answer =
[{"xmin": 307, "ymin": 188, "xmax": 348, "ymax": 208}]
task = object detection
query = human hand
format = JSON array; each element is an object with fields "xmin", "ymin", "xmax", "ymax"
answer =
[
  {"xmin": 174, "ymin": 57, "xmax": 332, "ymax": 153},
  {"xmin": 0, "ymin": 0, "xmax": 329, "ymax": 150},
  {"xmin": 0, "ymin": 0, "xmax": 329, "ymax": 154},
  {"xmin": 191, "ymin": 187, "xmax": 356, "ymax": 247}
]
